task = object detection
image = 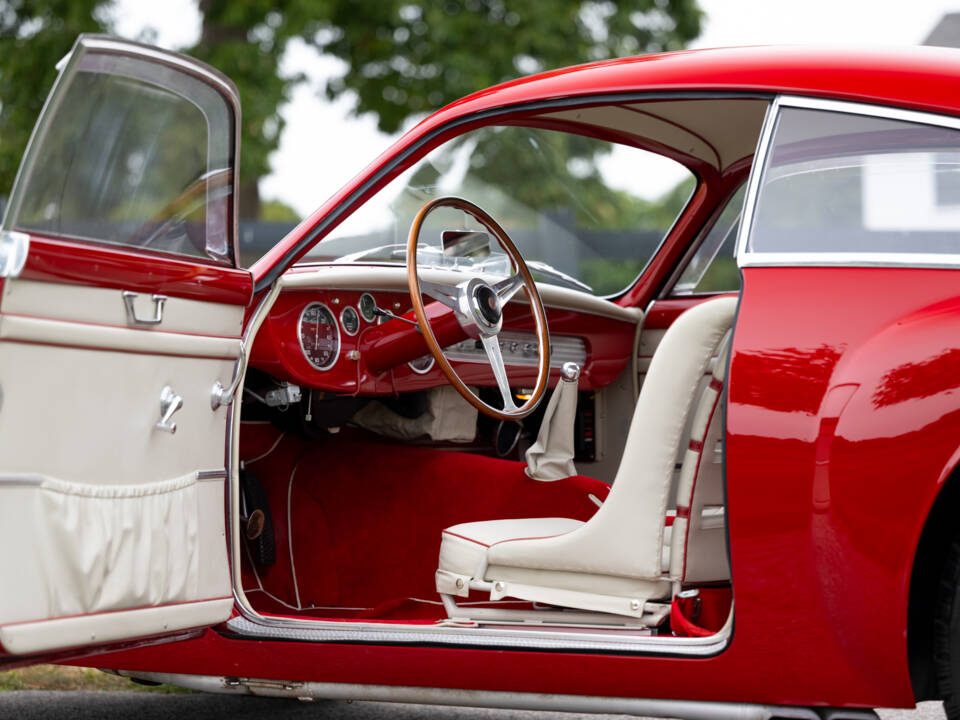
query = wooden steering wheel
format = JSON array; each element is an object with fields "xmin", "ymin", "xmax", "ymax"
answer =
[{"xmin": 407, "ymin": 196, "xmax": 550, "ymax": 421}]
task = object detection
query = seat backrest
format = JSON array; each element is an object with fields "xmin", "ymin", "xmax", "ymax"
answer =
[
  {"xmin": 486, "ymin": 295, "xmax": 738, "ymax": 581},
  {"xmin": 669, "ymin": 332, "xmax": 732, "ymax": 583}
]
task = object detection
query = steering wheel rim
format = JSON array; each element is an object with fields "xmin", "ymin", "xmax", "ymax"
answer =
[{"xmin": 407, "ymin": 196, "xmax": 550, "ymax": 421}]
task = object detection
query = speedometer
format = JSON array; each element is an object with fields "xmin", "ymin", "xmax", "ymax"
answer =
[{"xmin": 298, "ymin": 302, "xmax": 340, "ymax": 371}]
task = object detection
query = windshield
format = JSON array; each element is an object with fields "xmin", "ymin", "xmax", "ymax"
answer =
[{"xmin": 300, "ymin": 125, "xmax": 694, "ymax": 297}]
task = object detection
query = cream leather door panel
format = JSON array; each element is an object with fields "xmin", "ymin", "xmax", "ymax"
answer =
[{"xmin": 0, "ymin": 36, "xmax": 250, "ymax": 658}]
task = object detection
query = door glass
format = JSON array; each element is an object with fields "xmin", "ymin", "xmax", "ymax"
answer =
[
  {"xmin": 6, "ymin": 52, "xmax": 235, "ymax": 264},
  {"xmin": 673, "ymin": 184, "xmax": 745, "ymax": 295},
  {"xmin": 748, "ymin": 107, "xmax": 960, "ymax": 257}
]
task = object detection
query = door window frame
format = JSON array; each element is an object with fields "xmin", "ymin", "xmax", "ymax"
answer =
[
  {"xmin": 2, "ymin": 35, "xmax": 242, "ymax": 268},
  {"xmin": 737, "ymin": 95, "xmax": 960, "ymax": 270}
]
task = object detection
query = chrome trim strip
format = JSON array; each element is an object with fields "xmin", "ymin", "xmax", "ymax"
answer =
[
  {"xmin": 737, "ymin": 94, "xmax": 960, "ymax": 270},
  {"xmin": 197, "ymin": 469, "xmax": 227, "ymax": 481},
  {"xmin": 225, "ymin": 615, "xmax": 730, "ymax": 656},
  {"xmin": 228, "ymin": 283, "xmax": 282, "ymax": 617},
  {"xmin": 120, "ymin": 670, "xmax": 865, "ymax": 720},
  {"xmin": 734, "ymin": 96, "xmax": 779, "ymax": 267}
]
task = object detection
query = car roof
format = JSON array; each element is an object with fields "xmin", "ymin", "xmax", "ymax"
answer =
[{"xmin": 424, "ymin": 45, "xmax": 960, "ymax": 129}]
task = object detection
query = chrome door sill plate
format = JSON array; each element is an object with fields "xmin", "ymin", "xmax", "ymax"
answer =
[{"xmin": 226, "ymin": 614, "xmax": 727, "ymax": 655}]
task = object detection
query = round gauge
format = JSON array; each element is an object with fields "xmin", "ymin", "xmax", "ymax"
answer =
[
  {"xmin": 408, "ymin": 354, "xmax": 436, "ymax": 375},
  {"xmin": 340, "ymin": 305, "xmax": 360, "ymax": 336},
  {"xmin": 298, "ymin": 302, "xmax": 340, "ymax": 371},
  {"xmin": 358, "ymin": 293, "xmax": 377, "ymax": 323}
]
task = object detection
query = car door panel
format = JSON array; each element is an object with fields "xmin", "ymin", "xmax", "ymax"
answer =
[{"xmin": 0, "ymin": 36, "xmax": 247, "ymax": 658}]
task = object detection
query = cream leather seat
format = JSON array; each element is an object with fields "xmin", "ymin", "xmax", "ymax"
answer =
[{"xmin": 435, "ymin": 296, "xmax": 737, "ymax": 622}]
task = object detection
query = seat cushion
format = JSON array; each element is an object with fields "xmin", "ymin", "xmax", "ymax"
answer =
[
  {"xmin": 439, "ymin": 518, "xmax": 582, "ymax": 579},
  {"xmin": 439, "ymin": 518, "xmax": 672, "ymax": 581}
]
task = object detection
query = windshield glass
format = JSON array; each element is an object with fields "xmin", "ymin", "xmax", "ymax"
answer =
[{"xmin": 300, "ymin": 125, "xmax": 694, "ymax": 296}]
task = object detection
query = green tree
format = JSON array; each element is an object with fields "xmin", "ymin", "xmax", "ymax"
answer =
[
  {"xmin": 315, "ymin": 0, "xmax": 702, "ymax": 134},
  {"xmin": 0, "ymin": 0, "xmax": 108, "ymax": 197}
]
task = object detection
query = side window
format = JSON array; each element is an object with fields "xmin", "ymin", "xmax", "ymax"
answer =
[
  {"xmin": 672, "ymin": 184, "xmax": 745, "ymax": 295},
  {"xmin": 6, "ymin": 52, "xmax": 235, "ymax": 264},
  {"xmin": 747, "ymin": 106, "xmax": 960, "ymax": 257}
]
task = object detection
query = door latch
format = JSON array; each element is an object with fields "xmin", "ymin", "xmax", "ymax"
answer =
[
  {"xmin": 156, "ymin": 386, "xmax": 183, "ymax": 434},
  {"xmin": 122, "ymin": 290, "xmax": 167, "ymax": 326}
]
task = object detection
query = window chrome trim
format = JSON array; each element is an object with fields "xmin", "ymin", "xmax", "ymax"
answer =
[{"xmin": 736, "ymin": 94, "xmax": 960, "ymax": 270}]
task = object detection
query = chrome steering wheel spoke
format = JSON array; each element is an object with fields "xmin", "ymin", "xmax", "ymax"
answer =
[
  {"xmin": 493, "ymin": 273, "xmax": 524, "ymax": 303},
  {"xmin": 420, "ymin": 279, "xmax": 459, "ymax": 310},
  {"xmin": 480, "ymin": 333, "xmax": 518, "ymax": 412}
]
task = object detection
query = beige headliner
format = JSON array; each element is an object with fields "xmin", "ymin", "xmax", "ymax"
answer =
[{"xmin": 540, "ymin": 98, "xmax": 769, "ymax": 172}]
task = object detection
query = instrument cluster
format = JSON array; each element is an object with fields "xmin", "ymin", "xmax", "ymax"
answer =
[
  {"xmin": 294, "ymin": 292, "xmax": 434, "ymax": 377},
  {"xmin": 250, "ymin": 284, "xmax": 633, "ymax": 395}
]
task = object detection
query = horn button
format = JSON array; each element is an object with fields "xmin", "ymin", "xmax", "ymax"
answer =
[{"xmin": 474, "ymin": 284, "xmax": 501, "ymax": 325}]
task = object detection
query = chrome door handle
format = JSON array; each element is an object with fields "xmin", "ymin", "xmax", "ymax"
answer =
[
  {"xmin": 122, "ymin": 291, "xmax": 167, "ymax": 325},
  {"xmin": 156, "ymin": 386, "xmax": 183, "ymax": 434}
]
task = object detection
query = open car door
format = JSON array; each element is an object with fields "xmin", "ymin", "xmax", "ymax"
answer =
[{"xmin": 0, "ymin": 36, "xmax": 250, "ymax": 660}]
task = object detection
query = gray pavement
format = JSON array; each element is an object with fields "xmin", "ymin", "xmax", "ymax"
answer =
[{"xmin": 0, "ymin": 692, "xmax": 950, "ymax": 720}]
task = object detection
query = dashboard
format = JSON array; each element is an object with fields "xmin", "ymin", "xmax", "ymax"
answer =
[{"xmin": 249, "ymin": 267, "xmax": 639, "ymax": 396}]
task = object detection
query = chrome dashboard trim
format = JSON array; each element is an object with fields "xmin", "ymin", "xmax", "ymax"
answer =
[{"xmin": 737, "ymin": 94, "xmax": 960, "ymax": 270}]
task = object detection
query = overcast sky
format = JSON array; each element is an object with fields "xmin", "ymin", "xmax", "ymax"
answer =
[{"xmin": 112, "ymin": 0, "xmax": 960, "ymax": 217}]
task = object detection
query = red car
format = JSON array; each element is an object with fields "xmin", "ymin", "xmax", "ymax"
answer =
[{"xmin": 2, "ymin": 34, "xmax": 959, "ymax": 720}]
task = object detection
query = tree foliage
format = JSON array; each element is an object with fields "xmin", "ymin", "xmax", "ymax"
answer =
[
  {"xmin": 0, "ymin": 0, "xmax": 107, "ymax": 197},
  {"xmin": 315, "ymin": 0, "xmax": 702, "ymax": 134}
]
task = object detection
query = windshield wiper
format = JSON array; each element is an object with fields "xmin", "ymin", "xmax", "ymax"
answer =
[{"xmin": 524, "ymin": 260, "xmax": 593, "ymax": 293}]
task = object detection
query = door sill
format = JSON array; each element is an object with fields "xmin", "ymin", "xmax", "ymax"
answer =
[{"xmin": 225, "ymin": 607, "xmax": 731, "ymax": 656}]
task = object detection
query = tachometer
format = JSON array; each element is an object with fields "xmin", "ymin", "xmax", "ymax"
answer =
[{"xmin": 298, "ymin": 302, "xmax": 340, "ymax": 371}]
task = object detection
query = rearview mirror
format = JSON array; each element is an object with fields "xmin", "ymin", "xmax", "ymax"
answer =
[{"xmin": 442, "ymin": 230, "xmax": 490, "ymax": 258}]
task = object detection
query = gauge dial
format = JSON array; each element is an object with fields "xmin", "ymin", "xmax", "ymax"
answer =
[
  {"xmin": 340, "ymin": 305, "xmax": 360, "ymax": 336},
  {"xmin": 408, "ymin": 354, "xmax": 436, "ymax": 374},
  {"xmin": 298, "ymin": 302, "xmax": 340, "ymax": 371},
  {"xmin": 358, "ymin": 293, "xmax": 377, "ymax": 323}
]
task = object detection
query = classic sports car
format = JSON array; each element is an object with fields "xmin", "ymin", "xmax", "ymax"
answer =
[{"xmin": 4, "ymin": 32, "xmax": 960, "ymax": 719}]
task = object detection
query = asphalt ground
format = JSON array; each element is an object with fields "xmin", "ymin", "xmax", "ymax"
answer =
[{"xmin": 0, "ymin": 693, "xmax": 949, "ymax": 720}]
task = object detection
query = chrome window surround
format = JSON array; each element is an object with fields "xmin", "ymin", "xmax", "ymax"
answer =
[
  {"xmin": 1, "ymin": 34, "xmax": 242, "ymax": 268},
  {"xmin": 736, "ymin": 95, "xmax": 960, "ymax": 269}
]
